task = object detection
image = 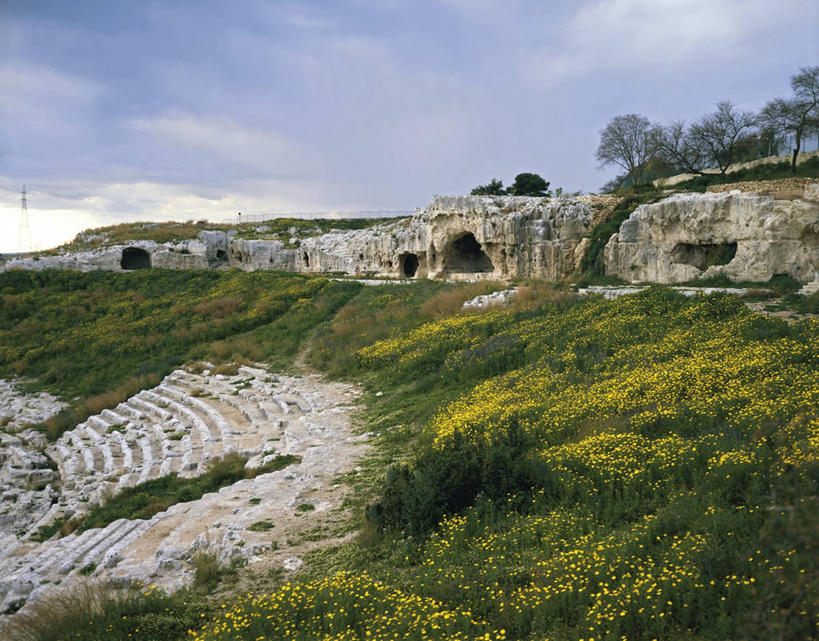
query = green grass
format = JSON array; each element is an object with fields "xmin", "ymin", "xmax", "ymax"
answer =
[
  {"xmin": 1, "ymin": 582, "xmax": 216, "ymax": 641},
  {"xmin": 683, "ymin": 272, "xmax": 803, "ymax": 295},
  {"xmin": 247, "ymin": 520, "xmax": 275, "ymax": 532},
  {"xmin": 10, "ymin": 276, "xmax": 818, "ymax": 641},
  {"xmin": 780, "ymin": 291, "xmax": 819, "ymax": 314},
  {"xmin": 670, "ymin": 156, "xmax": 819, "ymax": 192},
  {"xmin": 34, "ymin": 453, "xmax": 302, "ymax": 539},
  {"xmin": 0, "ymin": 269, "xmax": 361, "ymax": 439}
]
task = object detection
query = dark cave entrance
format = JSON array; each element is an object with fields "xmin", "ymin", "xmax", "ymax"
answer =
[
  {"xmin": 400, "ymin": 253, "xmax": 419, "ymax": 277},
  {"xmin": 444, "ymin": 232, "xmax": 494, "ymax": 273},
  {"xmin": 671, "ymin": 242, "xmax": 737, "ymax": 270},
  {"xmin": 120, "ymin": 247, "xmax": 151, "ymax": 270}
]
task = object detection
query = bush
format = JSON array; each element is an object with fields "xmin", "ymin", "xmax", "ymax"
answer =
[
  {"xmin": 192, "ymin": 551, "xmax": 225, "ymax": 590},
  {"xmin": 0, "ymin": 581, "xmax": 214, "ymax": 641}
]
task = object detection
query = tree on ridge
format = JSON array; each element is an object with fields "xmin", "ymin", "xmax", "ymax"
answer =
[{"xmin": 596, "ymin": 114, "xmax": 657, "ymax": 188}]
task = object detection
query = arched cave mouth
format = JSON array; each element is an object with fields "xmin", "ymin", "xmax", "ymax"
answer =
[
  {"xmin": 671, "ymin": 242, "xmax": 737, "ymax": 270},
  {"xmin": 400, "ymin": 253, "xmax": 419, "ymax": 278},
  {"xmin": 120, "ymin": 247, "xmax": 151, "ymax": 270},
  {"xmin": 444, "ymin": 232, "xmax": 494, "ymax": 273}
]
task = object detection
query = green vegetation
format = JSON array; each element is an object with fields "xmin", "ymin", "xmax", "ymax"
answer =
[
  {"xmin": 192, "ymin": 551, "xmax": 227, "ymax": 591},
  {"xmin": 682, "ymin": 272, "xmax": 802, "ymax": 294},
  {"xmin": 247, "ymin": 520, "xmax": 275, "ymax": 532},
  {"xmin": 56, "ymin": 217, "xmax": 402, "ymax": 253},
  {"xmin": 671, "ymin": 156, "xmax": 819, "ymax": 192},
  {"xmin": 780, "ymin": 291, "xmax": 819, "ymax": 314},
  {"xmin": 6, "ymin": 271, "xmax": 817, "ymax": 641},
  {"xmin": 578, "ymin": 192, "xmax": 666, "ymax": 282},
  {"xmin": 471, "ymin": 172, "xmax": 552, "ymax": 197},
  {"xmin": 194, "ymin": 287, "xmax": 816, "ymax": 641},
  {"xmin": 0, "ymin": 269, "xmax": 360, "ymax": 438},
  {"xmin": 1, "ymin": 582, "xmax": 215, "ymax": 641},
  {"xmin": 35, "ymin": 453, "xmax": 301, "ymax": 539}
]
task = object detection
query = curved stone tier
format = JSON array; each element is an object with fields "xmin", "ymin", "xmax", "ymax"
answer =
[{"xmin": 0, "ymin": 368, "xmax": 364, "ymax": 615}]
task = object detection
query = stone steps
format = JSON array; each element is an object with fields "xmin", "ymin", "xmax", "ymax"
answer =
[
  {"xmin": 157, "ymin": 383, "xmax": 238, "ymax": 448},
  {"xmin": 0, "ymin": 368, "xmax": 366, "ymax": 614},
  {"xmin": 140, "ymin": 389, "xmax": 223, "ymax": 456}
]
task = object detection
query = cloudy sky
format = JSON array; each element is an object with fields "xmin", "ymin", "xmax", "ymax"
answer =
[{"xmin": 1, "ymin": 0, "xmax": 817, "ymax": 252}]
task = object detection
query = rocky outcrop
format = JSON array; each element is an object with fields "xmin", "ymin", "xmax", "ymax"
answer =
[
  {"xmin": 0, "ymin": 236, "xmax": 226, "ymax": 272},
  {"xmin": 604, "ymin": 186, "xmax": 819, "ymax": 284},
  {"xmin": 297, "ymin": 195, "xmax": 597, "ymax": 280},
  {"xmin": 0, "ymin": 196, "xmax": 600, "ymax": 281},
  {"xmin": 3, "ymin": 187, "xmax": 816, "ymax": 285}
]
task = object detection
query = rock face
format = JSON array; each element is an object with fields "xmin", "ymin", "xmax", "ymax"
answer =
[
  {"xmin": 3, "ymin": 187, "xmax": 816, "ymax": 284},
  {"xmin": 298, "ymin": 195, "xmax": 596, "ymax": 280},
  {"xmin": 604, "ymin": 187, "xmax": 819, "ymax": 284},
  {"xmin": 0, "ymin": 196, "xmax": 598, "ymax": 281},
  {"xmin": 1, "ymin": 236, "xmax": 228, "ymax": 272}
]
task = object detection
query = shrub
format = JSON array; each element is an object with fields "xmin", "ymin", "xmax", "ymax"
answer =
[
  {"xmin": 192, "ymin": 551, "xmax": 224, "ymax": 590},
  {"xmin": 0, "ymin": 581, "xmax": 214, "ymax": 641}
]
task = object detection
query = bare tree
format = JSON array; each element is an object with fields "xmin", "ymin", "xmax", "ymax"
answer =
[
  {"xmin": 759, "ymin": 66, "xmax": 819, "ymax": 172},
  {"xmin": 689, "ymin": 101, "xmax": 757, "ymax": 174},
  {"xmin": 652, "ymin": 121, "xmax": 709, "ymax": 175},
  {"xmin": 596, "ymin": 114, "xmax": 657, "ymax": 187}
]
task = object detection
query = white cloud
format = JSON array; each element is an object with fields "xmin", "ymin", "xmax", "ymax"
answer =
[
  {"xmin": 0, "ymin": 175, "xmax": 347, "ymax": 253},
  {"xmin": 519, "ymin": 0, "xmax": 811, "ymax": 89},
  {"xmin": 131, "ymin": 114, "xmax": 319, "ymax": 178},
  {"xmin": 0, "ymin": 61, "xmax": 102, "ymax": 137}
]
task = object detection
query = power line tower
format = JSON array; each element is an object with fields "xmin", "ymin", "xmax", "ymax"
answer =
[{"xmin": 18, "ymin": 185, "xmax": 33, "ymax": 253}]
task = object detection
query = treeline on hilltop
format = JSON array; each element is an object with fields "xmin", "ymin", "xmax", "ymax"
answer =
[{"xmin": 597, "ymin": 65, "xmax": 819, "ymax": 190}]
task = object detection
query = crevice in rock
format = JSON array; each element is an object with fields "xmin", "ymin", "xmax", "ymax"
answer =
[
  {"xmin": 443, "ymin": 233, "xmax": 494, "ymax": 273},
  {"xmin": 400, "ymin": 253, "xmax": 419, "ymax": 278},
  {"xmin": 120, "ymin": 247, "xmax": 151, "ymax": 270},
  {"xmin": 671, "ymin": 242, "xmax": 737, "ymax": 270}
]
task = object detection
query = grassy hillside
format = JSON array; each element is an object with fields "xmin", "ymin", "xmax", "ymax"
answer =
[
  {"xmin": 198, "ymin": 288, "xmax": 817, "ymax": 641},
  {"xmin": 2, "ymin": 276, "xmax": 816, "ymax": 640},
  {"xmin": 0, "ymin": 269, "xmax": 361, "ymax": 438}
]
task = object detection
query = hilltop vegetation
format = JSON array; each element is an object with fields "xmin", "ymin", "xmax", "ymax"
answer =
[
  {"xmin": 53, "ymin": 217, "xmax": 403, "ymax": 253},
  {"xmin": 0, "ymin": 273, "xmax": 816, "ymax": 640}
]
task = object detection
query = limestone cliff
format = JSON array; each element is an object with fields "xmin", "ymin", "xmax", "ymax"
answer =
[
  {"xmin": 296, "ymin": 195, "xmax": 597, "ymax": 280},
  {"xmin": 4, "ymin": 186, "xmax": 815, "ymax": 285},
  {"xmin": 604, "ymin": 185, "xmax": 819, "ymax": 284}
]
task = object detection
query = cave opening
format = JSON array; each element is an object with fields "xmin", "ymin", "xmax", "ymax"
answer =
[
  {"xmin": 120, "ymin": 247, "xmax": 151, "ymax": 270},
  {"xmin": 671, "ymin": 242, "xmax": 737, "ymax": 270},
  {"xmin": 400, "ymin": 253, "xmax": 419, "ymax": 277},
  {"xmin": 444, "ymin": 232, "xmax": 494, "ymax": 273}
]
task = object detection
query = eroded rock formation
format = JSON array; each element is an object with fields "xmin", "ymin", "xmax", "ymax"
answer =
[
  {"xmin": 604, "ymin": 185, "xmax": 819, "ymax": 284},
  {"xmin": 3, "ymin": 186, "xmax": 817, "ymax": 284},
  {"xmin": 296, "ymin": 195, "xmax": 600, "ymax": 280}
]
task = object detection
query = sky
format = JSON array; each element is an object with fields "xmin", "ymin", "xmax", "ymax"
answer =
[{"xmin": 1, "ymin": 0, "xmax": 817, "ymax": 252}]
